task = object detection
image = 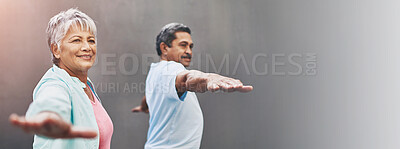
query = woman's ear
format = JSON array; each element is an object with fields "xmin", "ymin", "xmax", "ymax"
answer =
[{"xmin": 51, "ymin": 44, "xmax": 61, "ymax": 59}]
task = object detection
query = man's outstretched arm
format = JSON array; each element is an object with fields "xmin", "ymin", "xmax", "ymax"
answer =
[
  {"xmin": 131, "ymin": 70, "xmax": 253, "ymax": 114},
  {"xmin": 176, "ymin": 70, "xmax": 253, "ymax": 94}
]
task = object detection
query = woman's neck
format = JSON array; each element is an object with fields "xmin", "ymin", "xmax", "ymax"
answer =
[{"xmin": 58, "ymin": 63, "xmax": 88, "ymax": 84}]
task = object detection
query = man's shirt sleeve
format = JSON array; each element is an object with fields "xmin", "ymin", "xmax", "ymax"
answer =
[{"xmin": 158, "ymin": 62, "xmax": 188, "ymax": 101}]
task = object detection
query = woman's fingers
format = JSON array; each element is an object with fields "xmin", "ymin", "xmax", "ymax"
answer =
[
  {"xmin": 67, "ymin": 127, "xmax": 97, "ymax": 138},
  {"xmin": 10, "ymin": 113, "xmax": 97, "ymax": 139},
  {"xmin": 9, "ymin": 114, "xmax": 39, "ymax": 134},
  {"xmin": 9, "ymin": 113, "xmax": 21, "ymax": 125},
  {"xmin": 9, "ymin": 112, "xmax": 96, "ymax": 139},
  {"xmin": 9, "ymin": 114, "xmax": 28, "ymax": 130}
]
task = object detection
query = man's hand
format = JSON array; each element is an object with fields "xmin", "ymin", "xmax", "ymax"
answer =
[
  {"xmin": 206, "ymin": 73, "xmax": 253, "ymax": 93},
  {"xmin": 9, "ymin": 112, "xmax": 97, "ymax": 139},
  {"xmin": 131, "ymin": 96, "xmax": 149, "ymax": 113},
  {"xmin": 131, "ymin": 106, "xmax": 149, "ymax": 113},
  {"xmin": 178, "ymin": 70, "xmax": 253, "ymax": 93}
]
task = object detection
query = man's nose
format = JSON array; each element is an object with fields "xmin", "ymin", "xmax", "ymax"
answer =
[{"xmin": 185, "ymin": 47, "xmax": 192, "ymax": 55}]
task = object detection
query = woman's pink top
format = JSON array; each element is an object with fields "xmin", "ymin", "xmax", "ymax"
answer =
[{"xmin": 91, "ymin": 90, "xmax": 114, "ymax": 149}]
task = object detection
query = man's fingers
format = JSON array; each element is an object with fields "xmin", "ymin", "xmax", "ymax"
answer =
[
  {"xmin": 213, "ymin": 77, "xmax": 245, "ymax": 92},
  {"xmin": 132, "ymin": 106, "xmax": 150, "ymax": 113},
  {"xmin": 221, "ymin": 79, "xmax": 235, "ymax": 92},
  {"xmin": 223, "ymin": 79, "xmax": 243, "ymax": 92},
  {"xmin": 232, "ymin": 79, "xmax": 243, "ymax": 88},
  {"xmin": 216, "ymin": 81, "xmax": 231, "ymax": 92},
  {"xmin": 131, "ymin": 106, "xmax": 142, "ymax": 112},
  {"xmin": 207, "ymin": 83, "xmax": 220, "ymax": 92},
  {"xmin": 66, "ymin": 127, "xmax": 97, "ymax": 139},
  {"xmin": 207, "ymin": 75, "xmax": 252, "ymax": 93},
  {"xmin": 235, "ymin": 85, "xmax": 253, "ymax": 92}
]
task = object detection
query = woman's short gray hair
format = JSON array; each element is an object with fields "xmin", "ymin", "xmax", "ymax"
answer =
[{"xmin": 46, "ymin": 8, "xmax": 97, "ymax": 65}]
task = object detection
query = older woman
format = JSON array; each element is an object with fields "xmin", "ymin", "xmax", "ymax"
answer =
[{"xmin": 9, "ymin": 8, "xmax": 113, "ymax": 149}]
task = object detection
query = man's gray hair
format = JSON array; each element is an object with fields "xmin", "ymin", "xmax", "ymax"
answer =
[
  {"xmin": 156, "ymin": 23, "xmax": 191, "ymax": 56},
  {"xmin": 46, "ymin": 8, "xmax": 97, "ymax": 65}
]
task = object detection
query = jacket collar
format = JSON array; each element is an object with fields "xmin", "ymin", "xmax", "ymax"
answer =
[{"xmin": 52, "ymin": 64, "xmax": 87, "ymax": 89}]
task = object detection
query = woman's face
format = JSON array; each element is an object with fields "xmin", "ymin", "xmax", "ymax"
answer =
[{"xmin": 54, "ymin": 25, "xmax": 96, "ymax": 74}]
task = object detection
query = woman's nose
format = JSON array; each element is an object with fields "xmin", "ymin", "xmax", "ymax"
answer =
[{"xmin": 81, "ymin": 41, "xmax": 91, "ymax": 51}]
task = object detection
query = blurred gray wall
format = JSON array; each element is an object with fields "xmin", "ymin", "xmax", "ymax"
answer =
[{"xmin": 1, "ymin": 0, "xmax": 399, "ymax": 149}]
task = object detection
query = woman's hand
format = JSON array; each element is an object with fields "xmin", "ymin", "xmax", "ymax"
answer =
[{"xmin": 9, "ymin": 112, "xmax": 97, "ymax": 139}]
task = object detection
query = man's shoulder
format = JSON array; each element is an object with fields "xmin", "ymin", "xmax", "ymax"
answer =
[
  {"xmin": 151, "ymin": 60, "xmax": 184, "ymax": 67},
  {"xmin": 150, "ymin": 61, "xmax": 186, "ymax": 73}
]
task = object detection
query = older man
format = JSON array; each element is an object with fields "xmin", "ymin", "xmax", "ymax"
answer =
[{"xmin": 133, "ymin": 23, "xmax": 253, "ymax": 149}]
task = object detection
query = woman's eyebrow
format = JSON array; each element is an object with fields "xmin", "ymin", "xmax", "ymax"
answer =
[{"xmin": 69, "ymin": 35, "xmax": 81, "ymax": 40}]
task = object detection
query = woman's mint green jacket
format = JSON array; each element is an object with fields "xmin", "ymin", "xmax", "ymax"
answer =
[{"xmin": 26, "ymin": 65, "xmax": 101, "ymax": 149}]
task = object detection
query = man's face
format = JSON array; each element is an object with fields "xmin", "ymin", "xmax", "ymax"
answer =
[{"xmin": 165, "ymin": 31, "xmax": 193, "ymax": 67}]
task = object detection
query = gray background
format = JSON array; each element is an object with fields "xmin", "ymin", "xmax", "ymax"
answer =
[{"xmin": 1, "ymin": 0, "xmax": 399, "ymax": 149}]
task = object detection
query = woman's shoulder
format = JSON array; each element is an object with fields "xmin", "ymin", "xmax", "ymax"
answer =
[
  {"xmin": 39, "ymin": 68, "xmax": 71, "ymax": 86},
  {"xmin": 33, "ymin": 67, "xmax": 73, "ymax": 95}
]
